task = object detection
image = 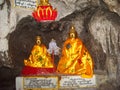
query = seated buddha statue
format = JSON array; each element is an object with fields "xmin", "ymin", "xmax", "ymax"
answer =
[
  {"xmin": 22, "ymin": 36, "xmax": 55, "ymax": 75},
  {"xmin": 57, "ymin": 25, "xmax": 94, "ymax": 78}
]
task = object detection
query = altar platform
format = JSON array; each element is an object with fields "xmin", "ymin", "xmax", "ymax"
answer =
[{"xmin": 16, "ymin": 74, "xmax": 97, "ymax": 90}]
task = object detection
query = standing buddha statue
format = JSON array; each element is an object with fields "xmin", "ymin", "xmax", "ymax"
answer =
[{"xmin": 57, "ymin": 25, "xmax": 94, "ymax": 78}]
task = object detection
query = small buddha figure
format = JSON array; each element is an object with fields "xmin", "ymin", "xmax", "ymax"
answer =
[
  {"xmin": 48, "ymin": 38, "xmax": 60, "ymax": 55},
  {"xmin": 48, "ymin": 38, "xmax": 60, "ymax": 66},
  {"xmin": 57, "ymin": 25, "xmax": 94, "ymax": 78},
  {"xmin": 24, "ymin": 36, "xmax": 54, "ymax": 68},
  {"xmin": 39, "ymin": 0, "xmax": 51, "ymax": 6}
]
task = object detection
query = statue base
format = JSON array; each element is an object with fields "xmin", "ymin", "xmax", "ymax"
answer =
[
  {"xmin": 16, "ymin": 74, "xmax": 96, "ymax": 90},
  {"xmin": 21, "ymin": 66, "xmax": 56, "ymax": 75}
]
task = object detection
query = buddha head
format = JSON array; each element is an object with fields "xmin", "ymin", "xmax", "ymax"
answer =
[
  {"xmin": 36, "ymin": 36, "xmax": 42, "ymax": 45},
  {"xmin": 69, "ymin": 25, "xmax": 78, "ymax": 38}
]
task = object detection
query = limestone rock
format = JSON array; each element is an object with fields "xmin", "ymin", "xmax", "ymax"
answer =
[
  {"xmin": 89, "ymin": 8, "xmax": 120, "ymax": 68},
  {"xmin": 103, "ymin": 0, "xmax": 120, "ymax": 16},
  {"xmin": 0, "ymin": 0, "xmax": 14, "ymax": 67},
  {"xmin": 98, "ymin": 82, "xmax": 117, "ymax": 90},
  {"xmin": 88, "ymin": 8, "xmax": 120, "ymax": 86}
]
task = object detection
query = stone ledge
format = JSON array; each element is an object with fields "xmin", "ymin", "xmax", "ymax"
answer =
[{"xmin": 16, "ymin": 74, "xmax": 97, "ymax": 90}]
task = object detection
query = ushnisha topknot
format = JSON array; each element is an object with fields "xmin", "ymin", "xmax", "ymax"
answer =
[
  {"xmin": 69, "ymin": 25, "xmax": 78, "ymax": 38},
  {"xmin": 36, "ymin": 36, "xmax": 41, "ymax": 40},
  {"xmin": 70, "ymin": 25, "xmax": 76, "ymax": 34}
]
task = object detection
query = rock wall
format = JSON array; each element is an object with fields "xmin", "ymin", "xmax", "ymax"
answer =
[{"xmin": 0, "ymin": 0, "xmax": 120, "ymax": 90}]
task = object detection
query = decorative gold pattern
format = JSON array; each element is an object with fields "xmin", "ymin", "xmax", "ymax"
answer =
[{"xmin": 37, "ymin": 7, "xmax": 53, "ymax": 17}]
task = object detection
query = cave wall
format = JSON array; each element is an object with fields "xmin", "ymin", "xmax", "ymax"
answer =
[{"xmin": 0, "ymin": 0, "xmax": 120, "ymax": 90}]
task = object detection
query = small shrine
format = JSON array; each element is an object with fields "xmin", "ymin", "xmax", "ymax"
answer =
[
  {"xmin": 16, "ymin": 26, "xmax": 96, "ymax": 90},
  {"xmin": 32, "ymin": 0, "xmax": 57, "ymax": 22},
  {"xmin": 15, "ymin": 0, "xmax": 96, "ymax": 90}
]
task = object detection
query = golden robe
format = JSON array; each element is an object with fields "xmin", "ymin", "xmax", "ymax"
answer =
[
  {"xmin": 24, "ymin": 44, "xmax": 54, "ymax": 68},
  {"xmin": 57, "ymin": 38, "xmax": 93, "ymax": 78}
]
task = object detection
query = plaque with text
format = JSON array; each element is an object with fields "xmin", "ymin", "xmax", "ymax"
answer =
[
  {"xmin": 60, "ymin": 75, "xmax": 96, "ymax": 88},
  {"xmin": 23, "ymin": 76, "xmax": 58, "ymax": 89},
  {"xmin": 13, "ymin": 0, "xmax": 38, "ymax": 8},
  {"xmin": 16, "ymin": 75, "xmax": 96, "ymax": 90}
]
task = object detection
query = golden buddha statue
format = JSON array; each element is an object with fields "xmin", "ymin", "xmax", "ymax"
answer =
[
  {"xmin": 24, "ymin": 36, "xmax": 54, "ymax": 68},
  {"xmin": 57, "ymin": 25, "xmax": 94, "ymax": 78},
  {"xmin": 39, "ymin": 0, "xmax": 51, "ymax": 6}
]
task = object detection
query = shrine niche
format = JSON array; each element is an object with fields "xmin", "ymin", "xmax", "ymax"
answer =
[
  {"xmin": 14, "ymin": 23, "xmax": 96, "ymax": 89},
  {"xmin": 9, "ymin": 0, "xmax": 96, "ymax": 89}
]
